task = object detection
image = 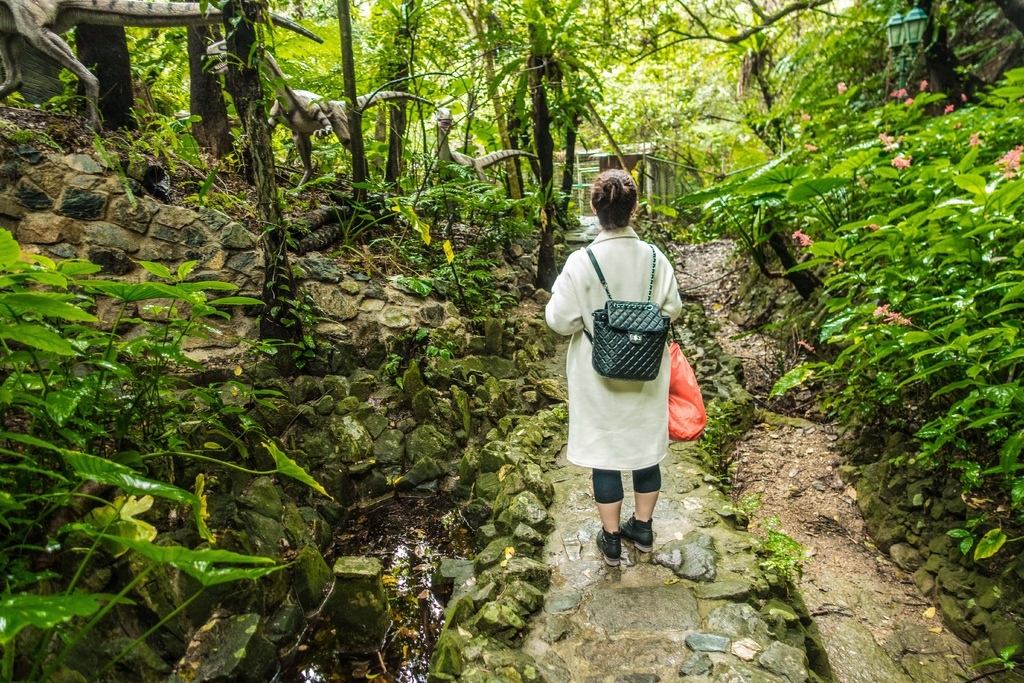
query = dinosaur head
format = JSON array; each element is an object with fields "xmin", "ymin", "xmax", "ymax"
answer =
[
  {"xmin": 436, "ymin": 107, "xmax": 454, "ymax": 134},
  {"xmin": 206, "ymin": 39, "xmax": 229, "ymax": 75}
]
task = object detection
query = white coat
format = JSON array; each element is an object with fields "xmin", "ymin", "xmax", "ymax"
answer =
[{"xmin": 545, "ymin": 227, "xmax": 683, "ymax": 471}]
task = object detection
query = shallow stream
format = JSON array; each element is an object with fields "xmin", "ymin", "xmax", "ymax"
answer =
[{"xmin": 286, "ymin": 496, "xmax": 473, "ymax": 682}]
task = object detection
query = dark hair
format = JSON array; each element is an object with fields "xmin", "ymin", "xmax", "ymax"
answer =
[{"xmin": 590, "ymin": 169, "xmax": 638, "ymax": 229}]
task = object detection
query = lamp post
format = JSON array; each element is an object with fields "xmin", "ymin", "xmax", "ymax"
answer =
[{"xmin": 886, "ymin": 6, "xmax": 929, "ymax": 91}]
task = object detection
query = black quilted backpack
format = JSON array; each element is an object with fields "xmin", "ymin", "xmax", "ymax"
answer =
[{"xmin": 582, "ymin": 243, "xmax": 670, "ymax": 381}]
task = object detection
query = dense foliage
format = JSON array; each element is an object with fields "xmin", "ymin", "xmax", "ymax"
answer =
[{"xmin": 687, "ymin": 68, "xmax": 1024, "ymax": 548}]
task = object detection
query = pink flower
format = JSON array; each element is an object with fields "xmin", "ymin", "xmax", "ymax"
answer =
[
  {"xmin": 919, "ymin": 80, "xmax": 929, "ymax": 92},
  {"xmin": 867, "ymin": 223, "xmax": 881, "ymax": 231},
  {"xmin": 905, "ymin": 98, "xmax": 915, "ymax": 106},
  {"xmin": 954, "ymin": 122, "xmax": 963, "ymax": 130},
  {"xmin": 890, "ymin": 88, "xmax": 908, "ymax": 99},
  {"xmin": 969, "ymin": 133, "xmax": 982, "ymax": 147},
  {"xmin": 884, "ymin": 311, "xmax": 912, "ymax": 326},
  {"xmin": 837, "ymin": 82, "xmax": 848, "ymax": 94},
  {"xmin": 873, "ymin": 304, "xmax": 890, "ymax": 317},
  {"xmin": 804, "ymin": 144, "xmax": 818, "ymax": 152},
  {"xmin": 892, "ymin": 155, "xmax": 913, "ymax": 169},
  {"xmin": 996, "ymin": 145, "xmax": 1023, "ymax": 179},
  {"xmin": 792, "ymin": 230, "xmax": 813, "ymax": 247},
  {"xmin": 961, "ymin": 93, "xmax": 968, "ymax": 102},
  {"xmin": 944, "ymin": 104, "xmax": 955, "ymax": 114},
  {"xmin": 798, "ymin": 340, "xmax": 816, "ymax": 352},
  {"xmin": 879, "ymin": 132, "xmax": 899, "ymax": 151},
  {"xmin": 801, "ymin": 112, "xmax": 811, "ymax": 121}
]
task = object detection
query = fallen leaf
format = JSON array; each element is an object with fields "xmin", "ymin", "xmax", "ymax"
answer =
[
  {"xmin": 923, "ymin": 607, "xmax": 936, "ymax": 619},
  {"xmin": 929, "ymin": 627, "xmax": 943, "ymax": 634},
  {"xmin": 664, "ymin": 578, "xmax": 680, "ymax": 585},
  {"xmin": 234, "ymin": 365, "xmax": 243, "ymax": 376},
  {"xmin": 457, "ymin": 626, "xmax": 472, "ymax": 638}
]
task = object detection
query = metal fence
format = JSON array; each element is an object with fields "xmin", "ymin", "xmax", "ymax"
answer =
[{"xmin": 561, "ymin": 152, "xmax": 706, "ymax": 216}]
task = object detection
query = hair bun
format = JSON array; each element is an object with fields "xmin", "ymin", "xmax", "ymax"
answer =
[{"xmin": 590, "ymin": 169, "xmax": 637, "ymax": 229}]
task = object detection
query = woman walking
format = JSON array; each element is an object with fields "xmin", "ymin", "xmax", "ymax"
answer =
[{"xmin": 545, "ymin": 169, "xmax": 683, "ymax": 566}]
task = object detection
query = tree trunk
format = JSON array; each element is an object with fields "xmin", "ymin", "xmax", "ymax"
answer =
[
  {"xmin": 338, "ymin": 0, "xmax": 367, "ymax": 196},
  {"xmin": 530, "ymin": 53, "xmax": 558, "ymax": 291},
  {"xmin": 766, "ymin": 229, "xmax": 821, "ymax": 300},
  {"xmin": 917, "ymin": 0, "xmax": 965, "ymax": 99},
  {"xmin": 559, "ymin": 114, "xmax": 578, "ymax": 216},
  {"xmin": 994, "ymin": 0, "xmax": 1024, "ymax": 36},
  {"xmin": 223, "ymin": 0, "xmax": 302, "ymax": 362},
  {"xmin": 384, "ymin": 0, "xmax": 415, "ymax": 188},
  {"xmin": 76, "ymin": 25, "xmax": 135, "ymax": 130},
  {"xmin": 457, "ymin": 1, "xmax": 523, "ymax": 199},
  {"xmin": 187, "ymin": 26, "xmax": 233, "ymax": 158}
]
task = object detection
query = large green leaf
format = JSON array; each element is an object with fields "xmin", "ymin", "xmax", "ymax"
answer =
[
  {"xmin": 787, "ymin": 178, "xmax": 847, "ymax": 203},
  {"xmin": 0, "ymin": 592, "xmax": 101, "ymax": 645},
  {"xmin": 769, "ymin": 364, "xmax": 817, "ymax": 399},
  {"xmin": 72, "ymin": 531, "xmax": 281, "ymax": 586},
  {"xmin": 81, "ymin": 495, "xmax": 159, "ymax": 557},
  {"xmin": 265, "ymin": 441, "xmax": 332, "ymax": 500},
  {"xmin": 738, "ymin": 165, "xmax": 810, "ymax": 195},
  {"xmin": 84, "ymin": 281, "xmax": 181, "ymax": 302},
  {"xmin": 974, "ymin": 528, "xmax": 1007, "ymax": 561},
  {"xmin": 0, "ymin": 322, "xmax": 76, "ymax": 355},
  {"xmin": 62, "ymin": 452, "xmax": 212, "ymax": 541},
  {"xmin": 0, "ymin": 293, "xmax": 97, "ymax": 322},
  {"xmin": 0, "ymin": 229, "xmax": 20, "ymax": 268}
]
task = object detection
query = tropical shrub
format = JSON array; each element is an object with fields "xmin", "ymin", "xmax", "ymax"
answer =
[
  {"xmin": 686, "ymin": 69, "xmax": 1024, "ymax": 541},
  {"xmin": 0, "ymin": 231, "xmax": 327, "ymax": 681}
]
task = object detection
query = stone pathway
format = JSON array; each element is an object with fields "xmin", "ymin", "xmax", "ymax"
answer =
[{"xmin": 521, "ymin": 351, "xmax": 828, "ymax": 682}]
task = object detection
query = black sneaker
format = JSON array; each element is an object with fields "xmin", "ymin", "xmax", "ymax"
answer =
[
  {"xmin": 596, "ymin": 528, "xmax": 621, "ymax": 566},
  {"xmin": 620, "ymin": 516, "xmax": 653, "ymax": 552}
]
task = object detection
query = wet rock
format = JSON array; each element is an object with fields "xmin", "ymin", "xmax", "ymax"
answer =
[
  {"xmin": 706, "ymin": 603, "xmax": 771, "ymax": 646},
  {"xmin": 543, "ymin": 615, "xmax": 572, "ymax": 643},
  {"xmin": 889, "ymin": 543, "xmax": 923, "ymax": 571},
  {"xmin": 435, "ymin": 558, "xmax": 475, "ymax": 592},
  {"xmin": 938, "ymin": 593, "xmax": 976, "ymax": 641},
  {"xmin": 59, "ymin": 188, "xmax": 107, "ymax": 219},
  {"xmin": 513, "ymin": 522, "xmax": 547, "ymax": 546},
  {"xmin": 478, "ymin": 556, "xmax": 551, "ymax": 591},
  {"xmin": 293, "ymin": 544, "xmax": 332, "ymax": 612},
  {"xmin": 430, "ymin": 630, "xmax": 468, "ymax": 678},
  {"xmin": 685, "ymin": 632, "xmax": 731, "ymax": 652},
  {"xmin": 406, "ymin": 424, "xmax": 452, "ymax": 462},
  {"xmin": 403, "ymin": 360, "xmax": 425, "ymax": 400},
  {"xmin": 679, "ymin": 652, "xmax": 714, "ymax": 676},
  {"xmin": 655, "ymin": 531, "xmax": 717, "ymax": 582},
  {"xmin": 505, "ymin": 580, "xmax": 545, "ymax": 614},
  {"xmin": 395, "ymin": 456, "xmax": 442, "ymax": 491},
  {"xmin": 327, "ymin": 415, "xmax": 374, "ymax": 463},
  {"xmin": 15, "ymin": 179, "xmax": 53, "ymax": 209},
  {"xmin": 168, "ymin": 613, "xmax": 276, "ymax": 683},
  {"xmin": 325, "ymin": 556, "xmax": 389, "ymax": 653},
  {"xmin": 695, "ymin": 579, "xmax": 754, "ymax": 601},
  {"xmin": 363, "ymin": 413, "xmax": 388, "ymax": 440},
  {"xmin": 238, "ymin": 476, "xmax": 282, "ymax": 520},
  {"xmin": 758, "ymin": 641, "xmax": 809, "ymax": 683},
  {"xmin": 373, "ymin": 429, "xmax": 406, "ymax": 466},
  {"xmin": 713, "ymin": 661, "xmax": 785, "ymax": 683},
  {"xmin": 412, "ymin": 387, "xmax": 435, "ymax": 422},
  {"xmin": 88, "ymin": 247, "xmax": 133, "ymax": 275},
  {"xmin": 496, "ymin": 491, "xmax": 553, "ymax": 535},
  {"xmin": 484, "ymin": 318, "xmax": 504, "ymax": 355},
  {"xmin": 465, "ymin": 600, "xmax": 525, "ymax": 644},
  {"xmin": 587, "ymin": 585, "xmax": 699, "ymax": 632},
  {"xmin": 988, "ymin": 618, "xmax": 1024, "ymax": 659},
  {"xmin": 545, "ymin": 589, "xmax": 582, "ymax": 613},
  {"xmin": 615, "ymin": 676, "xmax": 660, "ymax": 683},
  {"xmin": 265, "ymin": 602, "xmax": 303, "ymax": 645}
]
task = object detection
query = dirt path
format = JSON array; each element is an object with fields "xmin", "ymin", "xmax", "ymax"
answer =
[{"xmin": 672, "ymin": 240, "xmax": 975, "ymax": 683}]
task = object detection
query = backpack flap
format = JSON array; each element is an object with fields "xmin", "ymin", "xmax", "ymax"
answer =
[{"xmin": 604, "ymin": 301, "xmax": 668, "ymax": 334}]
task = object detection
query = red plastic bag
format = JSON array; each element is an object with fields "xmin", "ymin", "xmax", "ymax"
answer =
[{"xmin": 668, "ymin": 342, "xmax": 707, "ymax": 442}]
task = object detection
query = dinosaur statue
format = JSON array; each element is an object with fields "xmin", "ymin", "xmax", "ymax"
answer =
[
  {"xmin": 209, "ymin": 39, "xmax": 431, "ymax": 186},
  {"xmin": 435, "ymin": 107, "xmax": 535, "ymax": 182},
  {"xmin": 0, "ymin": 0, "xmax": 322, "ymax": 130}
]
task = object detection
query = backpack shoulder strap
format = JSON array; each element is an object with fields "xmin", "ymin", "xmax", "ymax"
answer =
[
  {"xmin": 646, "ymin": 243, "xmax": 657, "ymax": 302},
  {"xmin": 585, "ymin": 247, "xmax": 614, "ymax": 300}
]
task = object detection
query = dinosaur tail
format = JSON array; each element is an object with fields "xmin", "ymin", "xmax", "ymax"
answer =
[
  {"xmin": 356, "ymin": 91, "xmax": 432, "ymax": 111},
  {"xmin": 61, "ymin": 1, "xmax": 322, "ymax": 43},
  {"xmin": 476, "ymin": 149, "xmax": 537, "ymax": 170}
]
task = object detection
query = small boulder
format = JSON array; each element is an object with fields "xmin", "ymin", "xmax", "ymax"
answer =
[
  {"xmin": 395, "ymin": 457, "xmax": 442, "ymax": 492},
  {"xmin": 324, "ymin": 557, "xmax": 389, "ymax": 653},
  {"xmin": 168, "ymin": 613, "xmax": 275, "ymax": 683},
  {"xmin": 758, "ymin": 641, "xmax": 809, "ymax": 683}
]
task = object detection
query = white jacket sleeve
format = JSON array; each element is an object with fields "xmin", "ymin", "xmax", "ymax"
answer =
[
  {"xmin": 657, "ymin": 247, "xmax": 683, "ymax": 322},
  {"xmin": 545, "ymin": 260, "xmax": 584, "ymax": 336}
]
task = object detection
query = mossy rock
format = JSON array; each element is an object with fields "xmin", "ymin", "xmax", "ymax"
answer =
[
  {"xmin": 459, "ymin": 447, "xmax": 481, "ymax": 486},
  {"xmin": 238, "ymin": 476, "xmax": 283, "ymax": 521},
  {"xmin": 167, "ymin": 613, "xmax": 276, "ymax": 683},
  {"xmin": 395, "ymin": 456, "xmax": 443, "ymax": 492},
  {"xmin": 495, "ymin": 491, "xmax": 553, "ymax": 536},
  {"xmin": 464, "ymin": 601, "xmax": 525, "ymax": 644},
  {"xmin": 403, "ymin": 359, "xmax": 425, "ymax": 400},
  {"xmin": 430, "ymin": 629, "xmax": 469, "ymax": 678},
  {"xmin": 502, "ymin": 580, "xmax": 544, "ymax": 615},
  {"xmin": 324, "ymin": 556, "xmax": 389, "ymax": 653},
  {"xmin": 474, "ymin": 472, "xmax": 501, "ymax": 502},
  {"xmin": 293, "ymin": 544, "xmax": 332, "ymax": 612},
  {"xmin": 407, "ymin": 424, "xmax": 453, "ymax": 462},
  {"xmin": 473, "ymin": 536, "xmax": 534, "ymax": 574},
  {"xmin": 327, "ymin": 414, "xmax": 374, "ymax": 463},
  {"xmin": 412, "ymin": 387, "xmax": 436, "ymax": 422},
  {"xmin": 373, "ymin": 429, "xmax": 406, "ymax": 466},
  {"xmin": 477, "ymin": 556, "xmax": 551, "ymax": 591}
]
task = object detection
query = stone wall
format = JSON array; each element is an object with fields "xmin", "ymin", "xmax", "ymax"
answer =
[{"xmin": 0, "ymin": 144, "xmax": 264, "ymax": 351}]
